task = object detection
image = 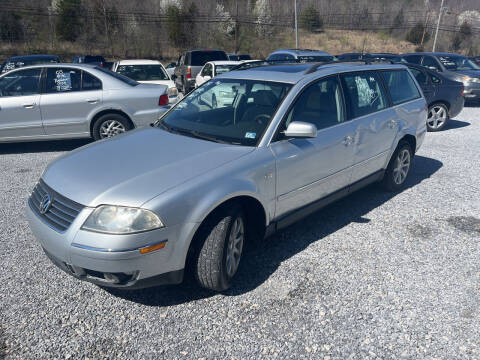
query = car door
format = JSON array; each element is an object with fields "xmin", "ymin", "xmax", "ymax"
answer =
[
  {"xmin": 408, "ymin": 66, "xmax": 433, "ymax": 102},
  {"xmin": 340, "ymin": 71, "xmax": 397, "ymax": 183},
  {"xmin": 40, "ymin": 67, "xmax": 103, "ymax": 136},
  {"xmin": 0, "ymin": 67, "xmax": 44, "ymax": 141},
  {"xmin": 270, "ymin": 75, "xmax": 356, "ymax": 217}
]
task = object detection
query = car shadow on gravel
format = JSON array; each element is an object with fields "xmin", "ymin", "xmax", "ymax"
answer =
[
  {"xmin": 444, "ymin": 119, "xmax": 471, "ymax": 131},
  {"xmin": 106, "ymin": 155, "xmax": 443, "ymax": 307},
  {"xmin": 0, "ymin": 139, "xmax": 92, "ymax": 154}
]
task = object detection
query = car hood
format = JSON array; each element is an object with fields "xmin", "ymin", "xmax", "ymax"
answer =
[
  {"xmin": 42, "ymin": 128, "xmax": 254, "ymax": 207},
  {"xmin": 453, "ymin": 69, "xmax": 480, "ymax": 78}
]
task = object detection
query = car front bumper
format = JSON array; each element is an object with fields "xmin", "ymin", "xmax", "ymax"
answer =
[
  {"xmin": 26, "ymin": 200, "xmax": 196, "ymax": 289},
  {"xmin": 464, "ymin": 83, "xmax": 480, "ymax": 100}
]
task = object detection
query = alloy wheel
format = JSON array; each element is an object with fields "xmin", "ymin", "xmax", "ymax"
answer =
[
  {"xmin": 427, "ymin": 105, "xmax": 447, "ymax": 130},
  {"xmin": 99, "ymin": 120, "xmax": 126, "ymax": 138},
  {"xmin": 225, "ymin": 217, "xmax": 244, "ymax": 278},
  {"xmin": 393, "ymin": 149, "xmax": 411, "ymax": 185}
]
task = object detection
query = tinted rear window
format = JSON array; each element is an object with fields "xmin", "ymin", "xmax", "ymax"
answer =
[
  {"xmin": 84, "ymin": 56, "xmax": 105, "ymax": 63},
  {"xmin": 190, "ymin": 51, "xmax": 228, "ymax": 66},
  {"xmin": 95, "ymin": 67, "xmax": 138, "ymax": 86},
  {"xmin": 381, "ymin": 70, "xmax": 421, "ymax": 105}
]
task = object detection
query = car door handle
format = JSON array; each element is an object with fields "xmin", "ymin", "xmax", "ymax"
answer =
[
  {"xmin": 23, "ymin": 103, "xmax": 36, "ymax": 109},
  {"xmin": 86, "ymin": 99, "xmax": 99, "ymax": 104},
  {"xmin": 343, "ymin": 135, "xmax": 354, "ymax": 146}
]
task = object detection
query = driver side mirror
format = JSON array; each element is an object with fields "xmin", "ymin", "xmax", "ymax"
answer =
[
  {"xmin": 428, "ymin": 66, "xmax": 440, "ymax": 72},
  {"xmin": 283, "ymin": 121, "xmax": 317, "ymax": 138},
  {"xmin": 204, "ymin": 75, "xmax": 211, "ymax": 81}
]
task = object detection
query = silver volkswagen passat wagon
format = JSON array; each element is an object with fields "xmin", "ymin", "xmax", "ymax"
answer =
[
  {"xmin": 0, "ymin": 64, "xmax": 168, "ymax": 142},
  {"xmin": 27, "ymin": 62, "xmax": 427, "ymax": 291}
]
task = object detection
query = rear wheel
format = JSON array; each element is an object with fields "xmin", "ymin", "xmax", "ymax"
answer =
[
  {"xmin": 92, "ymin": 113, "xmax": 131, "ymax": 140},
  {"xmin": 382, "ymin": 141, "xmax": 413, "ymax": 191},
  {"xmin": 194, "ymin": 205, "xmax": 245, "ymax": 291},
  {"xmin": 427, "ymin": 103, "xmax": 449, "ymax": 132}
]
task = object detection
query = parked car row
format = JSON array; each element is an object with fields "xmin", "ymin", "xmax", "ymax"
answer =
[{"xmin": 1, "ymin": 47, "xmax": 478, "ymax": 144}]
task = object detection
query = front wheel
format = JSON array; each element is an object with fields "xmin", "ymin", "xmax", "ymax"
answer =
[
  {"xmin": 92, "ymin": 113, "xmax": 131, "ymax": 140},
  {"xmin": 427, "ymin": 103, "xmax": 449, "ymax": 132},
  {"xmin": 382, "ymin": 141, "xmax": 413, "ymax": 191},
  {"xmin": 194, "ymin": 205, "xmax": 245, "ymax": 291}
]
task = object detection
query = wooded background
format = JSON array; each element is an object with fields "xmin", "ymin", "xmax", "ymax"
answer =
[{"xmin": 1, "ymin": 0, "xmax": 479, "ymax": 61}]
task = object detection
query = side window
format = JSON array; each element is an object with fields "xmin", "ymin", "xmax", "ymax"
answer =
[
  {"xmin": 284, "ymin": 76, "xmax": 345, "ymax": 131},
  {"xmin": 409, "ymin": 67, "xmax": 428, "ymax": 85},
  {"xmin": 46, "ymin": 68, "xmax": 81, "ymax": 93},
  {"xmin": 404, "ymin": 55, "xmax": 422, "ymax": 64},
  {"xmin": 381, "ymin": 70, "xmax": 421, "ymax": 105},
  {"xmin": 340, "ymin": 71, "xmax": 387, "ymax": 119},
  {"xmin": 82, "ymin": 71, "xmax": 102, "ymax": 91},
  {"xmin": 0, "ymin": 68, "xmax": 42, "ymax": 97},
  {"xmin": 422, "ymin": 56, "xmax": 441, "ymax": 71}
]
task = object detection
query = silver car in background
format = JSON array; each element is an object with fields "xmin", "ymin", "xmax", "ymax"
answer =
[
  {"xmin": 27, "ymin": 62, "xmax": 426, "ymax": 292},
  {"xmin": 0, "ymin": 64, "xmax": 168, "ymax": 142}
]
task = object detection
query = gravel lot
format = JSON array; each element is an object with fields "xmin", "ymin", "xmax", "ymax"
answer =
[{"xmin": 1, "ymin": 106, "xmax": 479, "ymax": 359}]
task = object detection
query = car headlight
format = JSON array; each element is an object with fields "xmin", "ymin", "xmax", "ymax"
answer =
[
  {"xmin": 470, "ymin": 77, "xmax": 480, "ymax": 83},
  {"xmin": 82, "ymin": 205, "xmax": 164, "ymax": 234},
  {"xmin": 167, "ymin": 87, "xmax": 178, "ymax": 97}
]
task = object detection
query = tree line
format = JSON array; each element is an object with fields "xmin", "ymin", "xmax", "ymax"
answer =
[{"xmin": 0, "ymin": 0, "xmax": 479, "ymax": 60}]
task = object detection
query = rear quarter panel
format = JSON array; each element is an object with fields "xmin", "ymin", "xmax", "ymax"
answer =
[{"xmin": 101, "ymin": 86, "xmax": 167, "ymax": 127}]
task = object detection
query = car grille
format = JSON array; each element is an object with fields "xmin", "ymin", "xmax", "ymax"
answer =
[{"xmin": 28, "ymin": 179, "xmax": 85, "ymax": 233}]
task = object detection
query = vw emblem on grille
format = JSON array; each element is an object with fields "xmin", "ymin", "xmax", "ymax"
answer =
[{"xmin": 39, "ymin": 194, "xmax": 52, "ymax": 214}]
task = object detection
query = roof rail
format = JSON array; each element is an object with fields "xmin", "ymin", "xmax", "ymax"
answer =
[{"xmin": 304, "ymin": 58, "xmax": 398, "ymax": 74}]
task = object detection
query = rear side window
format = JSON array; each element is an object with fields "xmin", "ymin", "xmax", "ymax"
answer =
[
  {"xmin": 190, "ymin": 51, "xmax": 228, "ymax": 66},
  {"xmin": 46, "ymin": 68, "xmax": 81, "ymax": 93},
  {"xmin": 422, "ymin": 56, "xmax": 441, "ymax": 71},
  {"xmin": 340, "ymin": 71, "xmax": 388, "ymax": 119},
  {"xmin": 82, "ymin": 71, "xmax": 102, "ymax": 90},
  {"xmin": 381, "ymin": 70, "xmax": 421, "ymax": 105},
  {"xmin": 404, "ymin": 55, "xmax": 422, "ymax": 64},
  {"xmin": 409, "ymin": 67, "xmax": 427, "ymax": 85}
]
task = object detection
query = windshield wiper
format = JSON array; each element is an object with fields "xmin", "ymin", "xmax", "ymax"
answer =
[{"xmin": 157, "ymin": 122, "xmax": 237, "ymax": 145}]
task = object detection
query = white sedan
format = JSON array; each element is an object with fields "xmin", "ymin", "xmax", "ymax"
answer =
[
  {"xmin": 195, "ymin": 61, "xmax": 242, "ymax": 88},
  {"xmin": 112, "ymin": 59, "xmax": 179, "ymax": 103}
]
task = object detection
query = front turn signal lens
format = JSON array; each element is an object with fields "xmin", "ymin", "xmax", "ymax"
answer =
[{"xmin": 139, "ymin": 241, "xmax": 167, "ymax": 254}]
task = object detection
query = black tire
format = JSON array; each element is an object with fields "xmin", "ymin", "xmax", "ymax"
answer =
[
  {"xmin": 382, "ymin": 141, "xmax": 413, "ymax": 192},
  {"xmin": 194, "ymin": 205, "xmax": 245, "ymax": 291},
  {"xmin": 426, "ymin": 103, "xmax": 449, "ymax": 132},
  {"xmin": 92, "ymin": 113, "xmax": 132, "ymax": 141}
]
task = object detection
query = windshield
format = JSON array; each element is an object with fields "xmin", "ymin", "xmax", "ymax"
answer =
[
  {"xmin": 437, "ymin": 55, "xmax": 480, "ymax": 71},
  {"xmin": 158, "ymin": 79, "xmax": 292, "ymax": 146},
  {"xmin": 191, "ymin": 51, "xmax": 228, "ymax": 66},
  {"xmin": 215, "ymin": 65, "xmax": 237, "ymax": 75},
  {"xmin": 95, "ymin": 67, "xmax": 138, "ymax": 86},
  {"xmin": 116, "ymin": 64, "xmax": 169, "ymax": 81}
]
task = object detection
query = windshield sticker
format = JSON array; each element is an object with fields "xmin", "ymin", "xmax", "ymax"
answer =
[
  {"xmin": 245, "ymin": 132, "xmax": 256, "ymax": 139},
  {"xmin": 355, "ymin": 76, "xmax": 378, "ymax": 107},
  {"xmin": 54, "ymin": 70, "xmax": 72, "ymax": 91},
  {"xmin": 2, "ymin": 62, "xmax": 16, "ymax": 73}
]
